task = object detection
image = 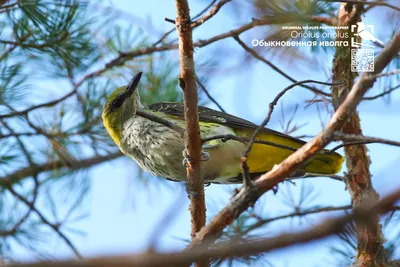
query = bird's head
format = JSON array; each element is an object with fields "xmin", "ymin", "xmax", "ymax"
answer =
[{"xmin": 102, "ymin": 72, "xmax": 143, "ymax": 145}]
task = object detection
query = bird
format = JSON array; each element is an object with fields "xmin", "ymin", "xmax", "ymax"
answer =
[
  {"xmin": 102, "ymin": 72, "xmax": 344, "ymax": 184},
  {"xmin": 356, "ymin": 22, "xmax": 384, "ymax": 48}
]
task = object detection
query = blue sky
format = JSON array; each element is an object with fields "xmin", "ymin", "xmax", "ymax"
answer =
[{"xmin": 10, "ymin": 0, "xmax": 400, "ymax": 266}]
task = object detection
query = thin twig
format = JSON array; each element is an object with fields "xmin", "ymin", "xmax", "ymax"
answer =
[
  {"xmin": 0, "ymin": 174, "xmax": 38, "ymax": 237},
  {"xmin": 0, "ymin": 151, "xmax": 122, "ymax": 187},
  {"xmin": 242, "ymin": 80, "xmax": 342, "ymax": 158},
  {"xmin": 191, "ymin": 0, "xmax": 217, "ymax": 21},
  {"xmin": 244, "ymin": 205, "xmax": 352, "ymax": 235},
  {"xmin": 330, "ymin": 132, "xmax": 400, "ymax": 152},
  {"xmin": 368, "ymin": 69, "xmax": 400, "ymax": 79},
  {"xmin": 297, "ymin": 173, "xmax": 345, "ymax": 182},
  {"xmin": 6, "ymin": 185, "xmax": 82, "ymax": 259},
  {"xmin": 0, "ymin": 69, "xmax": 94, "ymax": 119},
  {"xmin": 196, "ymin": 76, "xmax": 226, "ymax": 113},
  {"xmin": 152, "ymin": 28, "xmax": 176, "ymax": 47},
  {"xmin": 0, "ymin": 33, "xmax": 69, "ymax": 50},
  {"xmin": 0, "ymin": 129, "xmax": 89, "ymax": 139},
  {"xmin": 233, "ymin": 36, "xmax": 332, "ymax": 97},
  {"xmin": 330, "ymin": 140, "xmax": 377, "ymax": 152},
  {"xmin": 0, "ymin": 89, "xmax": 77, "ymax": 119},
  {"xmin": 237, "ymin": 79, "xmax": 341, "ymax": 186},
  {"xmin": 135, "ymin": 110, "xmax": 185, "ymax": 138},
  {"xmin": 191, "ymin": 0, "xmax": 232, "ymax": 28},
  {"xmin": 153, "ymin": 0, "xmax": 219, "ymax": 47},
  {"xmin": 202, "ymin": 134, "xmax": 297, "ymax": 152},
  {"xmin": 362, "ymin": 84, "xmax": 400, "ymax": 100},
  {"xmin": 8, "ymin": 15, "xmax": 339, "ymax": 120},
  {"xmin": 0, "ymin": 120, "xmax": 39, "ymax": 237},
  {"xmin": 0, "ymin": 17, "xmax": 279, "ymax": 120},
  {"xmin": 103, "ymin": 15, "xmax": 336, "ymax": 74}
]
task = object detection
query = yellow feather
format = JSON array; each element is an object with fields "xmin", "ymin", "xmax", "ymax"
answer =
[{"xmin": 237, "ymin": 129, "xmax": 344, "ymax": 175}]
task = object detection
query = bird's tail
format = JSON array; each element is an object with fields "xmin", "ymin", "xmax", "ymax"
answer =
[
  {"xmin": 302, "ymin": 150, "xmax": 344, "ymax": 174},
  {"xmin": 241, "ymin": 129, "xmax": 345, "ymax": 176}
]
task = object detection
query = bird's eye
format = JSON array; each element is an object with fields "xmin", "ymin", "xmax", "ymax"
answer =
[{"xmin": 111, "ymin": 99, "xmax": 123, "ymax": 110}]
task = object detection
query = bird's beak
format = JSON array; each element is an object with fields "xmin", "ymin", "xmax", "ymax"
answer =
[{"xmin": 126, "ymin": 72, "xmax": 143, "ymax": 96}]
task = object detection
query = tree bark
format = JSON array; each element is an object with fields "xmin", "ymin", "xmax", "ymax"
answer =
[{"xmin": 332, "ymin": 3, "xmax": 387, "ymax": 266}]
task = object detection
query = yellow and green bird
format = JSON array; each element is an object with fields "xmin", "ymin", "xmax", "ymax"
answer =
[{"xmin": 102, "ymin": 72, "xmax": 343, "ymax": 184}]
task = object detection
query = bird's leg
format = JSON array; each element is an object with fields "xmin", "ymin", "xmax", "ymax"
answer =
[
  {"xmin": 182, "ymin": 149, "xmax": 210, "ymax": 168},
  {"xmin": 182, "ymin": 149, "xmax": 190, "ymax": 167}
]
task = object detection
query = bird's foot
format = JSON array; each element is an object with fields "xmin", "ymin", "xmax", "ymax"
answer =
[{"xmin": 182, "ymin": 149, "xmax": 210, "ymax": 167}]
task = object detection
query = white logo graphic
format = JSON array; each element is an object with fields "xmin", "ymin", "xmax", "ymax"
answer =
[{"xmin": 351, "ymin": 22, "xmax": 383, "ymax": 48}]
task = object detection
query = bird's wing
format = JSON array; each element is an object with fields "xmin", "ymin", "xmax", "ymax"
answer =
[{"xmin": 148, "ymin": 102, "xmax": 305, "ymax": 145}]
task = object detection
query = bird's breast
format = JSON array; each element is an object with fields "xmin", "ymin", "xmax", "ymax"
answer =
[{"xmin": 120, "ymin": 116, "xmax": 187, "ymax": 180}]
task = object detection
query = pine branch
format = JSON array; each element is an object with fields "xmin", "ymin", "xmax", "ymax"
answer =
[
  {"xmin": 102, "ymin": 15, "xmax": 338, "ymax": 74},
  {"xmin": 0, "ymin": 152, "xmax": 122, "ymax": 187},
  {"xmin": 6, "ymin": 185, "xmax": 82, "ymax": 259},
  {"xmin": 5, "ymin": 188, "xmax": 400, "ymax": 267}
]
